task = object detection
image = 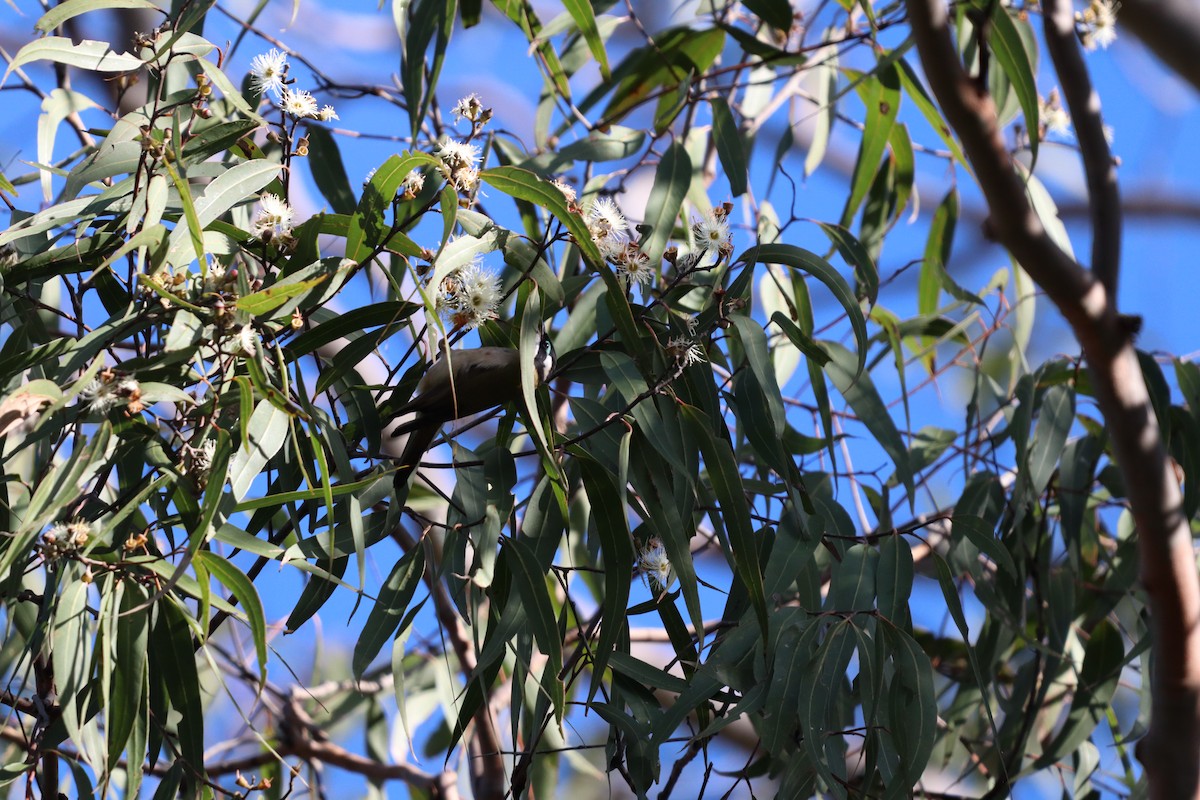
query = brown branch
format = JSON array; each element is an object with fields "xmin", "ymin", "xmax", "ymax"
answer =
[
  {"xmin": 1116, "ymin": 0, "xmax": 1200, "ymax": 93},
  {"xmin": 904, "ymin": 1, "xmax": 1200, "ymax": 797},
  {"xmin": 1042, "ymin": 0, "xmax": 1121, "ymax": 295},
  {"xmin": 393, "ymin": 526, "xmax": 506, "ymax": 800},
  {"xmin": 283, "ymin": 694, "xmax": 459, "ymax": 799}
]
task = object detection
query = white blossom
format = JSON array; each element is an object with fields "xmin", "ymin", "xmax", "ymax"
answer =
[
  {"xmin": 249, "ymin": 48, "xmax": 288, "ymax": 98},
  {"xmin": 452, "ymin": 93, "xmax": 487, "ymax": 124},
  {"xmin": 252, "ymin": 193, "xmax": 295, "ymax": 241},
  {"xmin": 1078, "ymin": 0, "xmax": 1119, "ymax": 50},
  {"xmin": 1038, "ymin": 89, "xmax": 1072, "ymax": 139},
  {"xmin": 456, "ymin": 261, "xmax": 502, "ymax": 325},
  {"xmin": 402, "ymin": 169, "xmax": 426, "ymax": 197},
  {"xmin": 667, "ymin": 336, "xmax": 705, "ymax": 367},
  {"xmin": 237, "ymin": 324, "xmax": 258, "ymax": 356},
  {"xmin": 551, "ymin": 178, "xmax": 576, "ymax": 205},
  {"xmin": 281, "ymin": 88, "xmax": 318, "ymax": 119},
  {"xmin": 637, "ymin": 539, "xmax": 673, "ymax": 592},
  {"xmin": 692, "ymin": 208, "xmax": 733, "ymax": 259},
  {"xmin": 317, "ymin": 104, "xmax": 339, "ymax": 122},
  {"xmin": 613, "ymin": 243, "xmax": 654, "ymax": 287},
  {"xmin": 587, "ymin": 196, "xmax": 630, "ymax": 259}
]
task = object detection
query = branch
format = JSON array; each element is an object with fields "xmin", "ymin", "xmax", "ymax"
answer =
[
  {"xmin": 904, "ymin": 1, "xmax": 1200, "ymax": 797},
  {"xmin": 1116, "ymin": 0, "xmax": 1200, "ymax": 93},
  {"xmin": 1042, "ymin": 0, "xmax": 1122, "ymax": 295}
]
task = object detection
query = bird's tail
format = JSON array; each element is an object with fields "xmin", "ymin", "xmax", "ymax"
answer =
[{"xmin": 393, "ymin": 423, "xmax": 438, "ymax": 495}]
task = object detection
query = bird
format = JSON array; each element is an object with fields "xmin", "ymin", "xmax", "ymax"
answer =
[{"xmin": 390, "ymin": 330, "xmax": 555, "ymax": 493}]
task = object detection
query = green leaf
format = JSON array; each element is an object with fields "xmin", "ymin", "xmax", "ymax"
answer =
[
  {"xmin": 236, "ymin": 273, "xmax": 330, "ymax": 316},
  {"xmin": 876, "ymin": 535, "xmax": 913, "ymax": 624},
  {"xmin": 770, "ymin": 311, "xmax": 830, "ymax": 366},
  {"xmin": 503, "ymin": 536, "xmax": 564, "ymax": 713},
  {"xmin": 953, "ymin": 515, "xmax": 1017, "ymax": 576},
  {"xmin": 345, "ymin": 152, "xmax": 438, "ymax": 264},
  {"xmin": 151, "ymin": 599, "xmax": 205, "ymax": 776},
  {"xmin": 563, "ymin": 0, "xmax": 610, "ymax": 78},
  {"xmin": 5, "ymin": 37, "xmax": 143, "ymax": 79},
  {"xmin": 195, "ymin": 552, "xmax": 268, "ymax": 681},
  {"xmin": 598, "ymin": 27, "xmax": 725, "ymax": 124},
  {"xmin": 286, "ymin": 301, "xmax": 420, "ymax": 359},
  {"xmin": 823, "ymin": 341, "xmax": 915, "ymax": 502},
  {"xmin": 35, "ymin": 0, "xmax": 160, "ymax": 32},
  {"xmin": 1036, "ymin": 619, "xmax": 1124, "ymax": 767},
  {"xmin": 634, "ymin": 140, "xmax": 691, "ymax": 268},
  {"xmin": 1027, "ymin": 384, "xmax": 1074, "ymax": 499},
  {"xmin": 827, "ymin": 543, "xmax": 877, "ymax": 612},
  {"xmin": 798, "ymin": 621, "xmax": 855, "ymax": 794},
  {"xmin": 306, "ymin": 125, "xmax": 357, "ymax": 215},
  {"xmin": 741, "ymin": 243, "xmax": 868, "ymax": 378},
  {"xmin": 884, "ymin": 626, "xmax": 937, "ymax": 796},
  {"xmin": 53, "ymin": 576, "xmax": 94, "ymax": 767},
  {"xmin": 989, "ymin": 4, "xmax": 1040, "ymax": 168},
  {"xmin": 683, "ymin": 405, "xmax": 768, "ymax": 641},
  {"xmin": 742, "ymin": 0, "xmax": 794, "ymax": 29},
  {"xmin": 841, "ymin": 63, "xmax": 900, "ymax": 228},
  {"xmin": 578, "ymin": 463, "xmax": 633, "ymax": 696},
  {"xmin": 227, "ymin": 399, "xmax": 290, "ymax": 502},
  {"xmin": 710, "ymin": 97, "xmax": 748, "ymax": 197},
  {"xmin": 353, "ymin": 546, "xmax": 425, "ymax": 678},
  {"xmin": 165, "ymin": 159, "xmax": 281, "ymax": 267},
  {"xmin": 481, "ymin": 166, "xmax": 603, "ymax": 268},
  {"xmin": 816, "ymin": 221, "xmax": 878, "ymax": 307}
]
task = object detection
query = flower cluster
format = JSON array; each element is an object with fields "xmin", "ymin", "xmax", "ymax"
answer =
[
  {"xmin": 1077, "ymin": 0, "xmax": 1118, "ymax": 51},
  {"xmin": 251, "ymin": 193, "xmax": 295, "ymax": 245},
  {"xmin": 434, "ymin": 257, "xmax": 503, "ymax": 330},
  {"xmin": 452, "ymin": 93, "xmax": 491, "ymax": 126},
  {"xmin": 435, "ymin": 138, "xmax": 482, "ymax": 193},
  {"xmin": 401, "ymin": 169, "xmax": 426, "ymax": 199},
  {"xmin": 586, "ymin": 196, "xmax": 657, "ymax": 287},
  {"xmin": 182, "ymin": 438, "xmax": 218, "ymax": 487},
  {"xmin": 79, "ymin": 369, "xmax": 142, "ymax": 415},
  {"xmin": 42, "ymin": 520, "xmax": 95, "ymax": 558},
  {"xmin": 249, "ymin": 49, "xmax": 337, "ymax": 120},
  {"xmin": 692, "ymin": 203, "xmax": 734, "ymax": 264},
  {"xmin": 637, "ymin": 538, "xmax": 674, "ymax": 593},
  {"xmin": 1038, "ymin": 89, "xmax": 1072, "ymax": 139},
  {"xmin": 666, "ymin": 336, "xmax": 706, "ymax": 367}
]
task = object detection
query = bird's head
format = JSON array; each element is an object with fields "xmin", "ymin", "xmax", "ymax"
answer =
[{"xmin": 534, "ymin": 327, "xmax": 555, "ymax": 384}]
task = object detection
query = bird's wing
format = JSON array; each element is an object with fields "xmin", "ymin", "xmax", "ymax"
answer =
[{"xmin": 395, "ymin": 348, "xmax": 521, "ymax": 421}]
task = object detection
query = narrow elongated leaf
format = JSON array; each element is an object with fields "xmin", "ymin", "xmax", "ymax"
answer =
[
  {"xmin": 151, "ymin": 600, "xmax": 205, "ymax": 775},
  {"xmin": 1028, "ymin": 384, "xmax": 1075, "ymax": 498},
  {"xmin": 989, "ymin": 4, "xmax": 1040, "ymax": 167},
  {"xmin": 503, "ymin": 536, "xmax": 564, "ymax": 711},
  {"xmin": 639, "ymin": 141, "xmax": 691, "ymax": 267},
  {"xmin": 710, "ymin": 97, "xmax": 748, "ymax": 196},
  {"xmin": 742, "ymin": 243, "xmax": 868, "ymax": 378},
  {"xmin": 353, "ymin": 546, "xmax": 425, "ymax": 677},
  {"xmin": 884, "ymin": 627, "xmax": 937, "ymax": 797},
  {"xmin": 481, "ymin": 166, "xmax": 603, "ymax": 267},
  {"xmin": 306, "ymin": 125, "xmax": 357, "ymax": 215},
  {"xmin": 579, "ymin": 458, "xmax": 634, "ymax": 704},
  {"xmin": 5, "ymin": 37, "xmax": 143, "ymax": 78},
  {"xmin": 823, "ymin": 342, "xmax": 914, "ymax": 501},
  {"xmin": 953, "ymin": 515, "xmax": 1017, "ymax": 576},
  {"xmin": 228, "ymin": 400, "xmax": 290, "ymax": 502},
  {"xmin": 1036, "ymin": 619, "xmax": 1124, "ymax": 766},
  {"xmin": 563, "ymin": 0, "xmax": 610, "ymax": 78},
  {"xmin": 683, "ymin": 405, "xmax": 768, "ymax": 641},
  {"xmin": 841, "ymin": 63, "xmax": 900, "ymax": 228},
  {"xmin": 195, "ymin": 552, "xmax": 267, "ymax": 680}
]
